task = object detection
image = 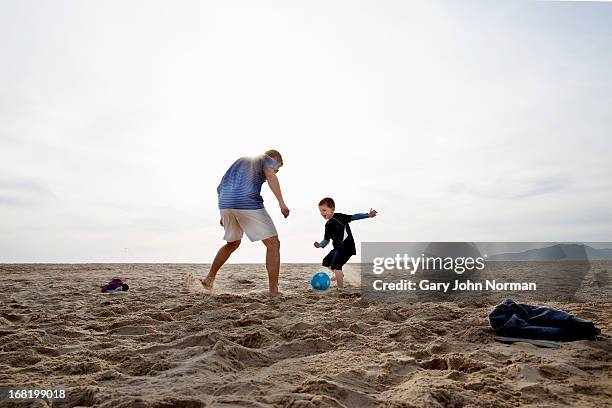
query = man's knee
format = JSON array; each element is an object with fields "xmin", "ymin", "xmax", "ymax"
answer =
[
  {"xmin": 263, "ymin": 236, "xmax": 280, "ymax": 250},
  {"xmin": 225, "ymin": 239, "xmax": 241, "ymax": 251}
]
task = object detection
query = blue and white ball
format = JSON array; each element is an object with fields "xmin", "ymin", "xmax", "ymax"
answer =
[{"xmin": 310, "ymin": 271, "xmax": 331, "ymax": 290}]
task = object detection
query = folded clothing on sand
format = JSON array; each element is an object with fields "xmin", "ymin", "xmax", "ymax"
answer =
[
  {"xmin": 489, "ymin": 299, "xmax": 600, "ymax": 341},
  {"xmin": 100, "ymin": 277, "xmax": 129, "ymax": 293}
]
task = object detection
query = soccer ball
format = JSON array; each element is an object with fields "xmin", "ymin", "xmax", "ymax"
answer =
[{"xmin": 310, "ymin": 271, "xmax": 331, "ymax": 290}]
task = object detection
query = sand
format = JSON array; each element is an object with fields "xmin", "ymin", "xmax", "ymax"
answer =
[{"xmin": 0, "ymin": 263, "xmax": 610, "ymax": 408}]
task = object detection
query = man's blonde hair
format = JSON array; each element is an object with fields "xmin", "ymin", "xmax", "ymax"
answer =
[{"xmin": 265, "ymin": 149, "xmax": 283, "ymax": 165}]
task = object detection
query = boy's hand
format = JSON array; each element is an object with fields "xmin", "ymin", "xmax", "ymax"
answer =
[
  {"xmin": 368, "ymin": 208, "xmax": 378, "ymax": 218},
  {"xmin": 313, "ymin": 241, "xmax": 321, "ymax": 248},
  {"xmin": 220, "ymin": 217, "xmax": 224, "ymax": 227}
]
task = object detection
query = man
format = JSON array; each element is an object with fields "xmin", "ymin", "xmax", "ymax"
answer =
[{"xmin": 201, "ymin": 149, "xmax": 289, "ymax": 298}]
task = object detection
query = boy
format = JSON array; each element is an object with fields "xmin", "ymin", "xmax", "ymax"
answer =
[{"xmin": 313, "ymin": 197, "xmax": 377, "ymax": 288}]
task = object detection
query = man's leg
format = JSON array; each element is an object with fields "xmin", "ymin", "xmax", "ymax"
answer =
[
  {"xmin": 262, "ymin": 236, "xmax": 280, "ymax": 298},
  {"xmin": 201, "ymin": 239, "xmax": 241, "ymax": 288}
]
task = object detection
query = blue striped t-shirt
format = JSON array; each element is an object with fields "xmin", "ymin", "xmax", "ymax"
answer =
[{"xmin": 217, "ymin": 155, "xmax": 279, "ymax": 209}]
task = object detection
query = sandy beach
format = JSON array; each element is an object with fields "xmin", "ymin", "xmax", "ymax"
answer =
[{"xmin": 0, "ymin": 263, "xmax": 610, "ymax": 407}]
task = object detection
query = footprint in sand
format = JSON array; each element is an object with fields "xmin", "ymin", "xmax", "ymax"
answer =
[{"xmin": 109, "ymin": 326, "xmax": 157, "ymax": 336}]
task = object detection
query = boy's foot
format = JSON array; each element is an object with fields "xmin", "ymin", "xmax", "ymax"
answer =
[{"xmin": 200, "ymin": 276, "xmax": 214, "ymax": 290}]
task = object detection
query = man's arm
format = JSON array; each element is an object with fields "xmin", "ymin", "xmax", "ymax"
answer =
[{"xmin": 264, "ymin": 168, "xmax": 290, "ymax": 218}]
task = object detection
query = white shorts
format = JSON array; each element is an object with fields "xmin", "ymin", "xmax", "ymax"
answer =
[{"xmin": 220, "ymin": 208, "xmax": 278, "ymax": 242}]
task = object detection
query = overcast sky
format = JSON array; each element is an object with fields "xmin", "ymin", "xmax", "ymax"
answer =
[{"xmin": 1, "ymin": 1, "xmax": 611, "ymax": 263}]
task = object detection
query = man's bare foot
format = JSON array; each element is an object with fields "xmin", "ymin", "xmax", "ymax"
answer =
[
  {"xmin": 200, "ymin": 276, "xmax": 214, "ymax": 290},
  {"xmin": 268, "ymin": 290, "xmax": 281, "ymax": 299}
]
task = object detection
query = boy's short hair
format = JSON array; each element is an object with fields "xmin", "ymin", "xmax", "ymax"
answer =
[
  {"xmin": 265, "ymin": 149, "xmax": 283, "ymax": 166},
  {"xmin": 318, "ymin": 197, "xmax": 335, "ymax": 208}
]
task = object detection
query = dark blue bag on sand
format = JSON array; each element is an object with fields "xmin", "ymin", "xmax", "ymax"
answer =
[{"xmin": 488, "ymin": 299, "xmax": 600, "ymax": 341}]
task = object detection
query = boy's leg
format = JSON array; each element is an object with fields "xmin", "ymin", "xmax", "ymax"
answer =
[
  {"xmin": 331, "ymin": 250, "xmax": 351, "ymax": 289},
  {"xmin": 333, "ymin": 269, "xmax": 344, "ymax": 289},
  {"xmin": 322, "ymin": 250, "xmax": 335, "ymax": 273},
  {"xmin": 262, "ymin": 236, "xmax": 281, "ymax": 298},
  {"xmin": 201, "ymin": 240, "xmax": 241, "ymax": 288}
]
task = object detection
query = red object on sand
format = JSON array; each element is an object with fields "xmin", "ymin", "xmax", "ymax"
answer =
[{"xmin": 100, "ymin": 278, "xmax": 126, "ymax": 293}]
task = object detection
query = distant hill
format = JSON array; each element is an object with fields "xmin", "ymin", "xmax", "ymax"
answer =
[{"xmin": 486, "ymin": 244, "xmax": 612, "ymax": 261}]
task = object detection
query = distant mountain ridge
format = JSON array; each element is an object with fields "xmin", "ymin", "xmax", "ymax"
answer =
[{"xmin": 486, "ymin": 244, "xmax": 612, "ymax": 261}]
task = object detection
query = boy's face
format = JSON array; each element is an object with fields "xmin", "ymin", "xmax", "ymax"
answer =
[{"xmin": 319, "ymin": 204, "xmax": 334, "ymax": 220}]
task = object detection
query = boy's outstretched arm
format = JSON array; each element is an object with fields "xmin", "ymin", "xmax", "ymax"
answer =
[
  {"xmin": 351, "ymin": 208, "xmax": 378, "ymax": 221},
  {"xmin": 313, "ymin": 239, "xmax": 330, "ymax": 248}
]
